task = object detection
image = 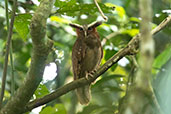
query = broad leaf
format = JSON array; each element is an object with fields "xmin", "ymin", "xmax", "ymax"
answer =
[
  {"xmin": 34, "ymin": 84, "xmax": 49, "ymax": 98},
  {"xmin": 14, "ymin": 14, "xmax": 32, "ymax": 39},
  {"xmin": 153, "ymin": 44, "xmax": 171, "ymax": 69},
  {"xmin": 40, "ymin": 104, "xmax": 66, "ymax": 114},
  {"xmin": 54, "ymin": 0, "xmax": 113, "ymax": 16}
]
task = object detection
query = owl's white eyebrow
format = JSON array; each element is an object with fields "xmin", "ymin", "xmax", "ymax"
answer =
[
  {"xmin": 88, "ymin": 21, "xmax": 97, "ymax": 28},
  {"xmin": 88, "ymin": 21, "xmax": 102, "ymax": 28},
  {"xmin": 69, "ymin": 23, "xmax": 83, "ymax": 29},
  {"xmin": 69, "ymin": 21, "xmax": 102, "ymax": 29}
]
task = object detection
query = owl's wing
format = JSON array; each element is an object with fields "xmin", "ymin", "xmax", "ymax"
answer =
[{"xmin": 72, "ymin": 39, "xmax": 86, "ymax": 80}]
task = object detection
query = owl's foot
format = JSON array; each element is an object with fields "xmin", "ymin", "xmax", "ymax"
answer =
[
  {"xmin": 90, "ymin": 69, "xmax": 97, "ymax": 75},
  {"xmin": 85, "ymin": 69, "xmax": 97, "ymax": 80}
]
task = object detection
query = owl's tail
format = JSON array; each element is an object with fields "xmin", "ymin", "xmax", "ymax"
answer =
[{"xmin": 76, "ymin": 84, "xmax": 91, "ymax": 105}]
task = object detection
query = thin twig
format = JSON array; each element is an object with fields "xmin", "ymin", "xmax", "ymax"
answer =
[
  {"xmin": 0, "ymin": 0, "xmax": 17, "ymax": 108},
  {"xmin": 24, "ymin": 16, "xmax": 171, "ymax": 112},
  {"xmin": 131, "ymin": 56, "xmax": 139, "ymax": 68},
  {"xmin": 94, "ymin": 0, "xmax": 108, "ymax": 21},
  {"xmin": 126, "ymin": 64, "xmax": 135, "ymax": 93},
  {"xmin": 5, "ymin": 0, "xmax": 15, "ymax": 97},
  {"xmin": 10, "ymin": 44, "xmax": 15, "ymax": 96}
]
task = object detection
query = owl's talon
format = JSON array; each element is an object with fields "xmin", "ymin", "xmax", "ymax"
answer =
[
  {"xmin": 89, "ymin": 72, "xmax": 94, "ymax": 76},
  {"xmin": 85, "ymin": 73, "xmax": 93, "ymax": 80},
  {"xmin": 92, "ymin": 69, "xmax": 97, "ymax": 74},
  {"xmin": 85, "ymin": 69, "xmax": 97, "ymax": 80},
  {"xmin": 88, "ymin": 73, "xmax": 94, "ymax": 78},
  {"xmin": 85, "ymin": 71, "xmax": 93, "ymax": 80},
  {"xmin": 89, "ymin": 69, "xmax": 97, "ymax": 76}
]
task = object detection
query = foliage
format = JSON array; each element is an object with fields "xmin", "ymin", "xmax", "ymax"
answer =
[
  {"xmin": 40, "ymin": 104, "xmax": 66, "ymax": 114},
  {"xmin": 54, "ymin": 0, "xmax": 113, "ymax": 16},
  {"xmin": 14, "ymin": 14, "xmax": 32, "ymax": 40},
  {"xmin": 34, "ymin": 84, "xmax": 49, "ymax": 99},
  {"xmin": 0, "ymin": 0, "xmax": 170, "ymax": 114}
]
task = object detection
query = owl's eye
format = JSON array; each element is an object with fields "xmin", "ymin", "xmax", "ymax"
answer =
[
  {"xmin": 79, "ymin": 28, "xmax": 83, "ymax": 31},
  {"xmin": 88, "ymin": 27, "xmax": 92, "ymax": 31}
]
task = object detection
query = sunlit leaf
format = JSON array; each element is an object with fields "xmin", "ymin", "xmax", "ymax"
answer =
[
  {"xmin": 129, "ymin": 17, "xmax": 140, "ymax": 23},
  {"xmin": 122, "ymin": 29, "xmax": 139, "ymax": 37},
  {"xmin": 105, "ymin": 3, "xmax": 115, "ymax": 8},
  {"xmin": 50, "ymin": 16, "xmax": 71, "ymax": 24},
  {"xmin": 4, "ymin": 90, "xmax": 10, "ymax": 98},
  {"xmin": 105, "ymin": 3, "xmax": 126, "ymax": 19}
]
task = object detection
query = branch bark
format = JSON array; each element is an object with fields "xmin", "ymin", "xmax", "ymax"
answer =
[
  {"xmin": 0, "ymin": 0, "xmax": 54, "ymax": 114},
  {"xmin": 24, "ymin": 16, "xmax": 171, "ymax": 112},
  {"xmin": 138, "ymin": 0, "xmax": 153, "ymax": 90}
]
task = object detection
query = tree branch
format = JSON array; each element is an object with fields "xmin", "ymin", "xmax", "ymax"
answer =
[
  {"xmin": 24, "ymin": 16, "xmax": 171, "ymax": 112},
  {"xmin": 138, "ymin": 0, "xmax": 153, "ymax": 90},
  {"xmin": 0, "ymin": 0, "xmax": 54, "ymax": 114}
]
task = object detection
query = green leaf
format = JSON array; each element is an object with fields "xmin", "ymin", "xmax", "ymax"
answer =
[
  {"xmin": 40, "ymin": 104, "xmax": 66, "ymax": 114},
  {"xmin": 34, "ymin": 84, "xmax": 49, "ymax": 98},
  {"xmin": 129, "ymin": 17, "xmax": 140, "ymax": 23},
  {"xmin": 14, "ymin": 14, "xmax": 32, "ymax": 39},
  {"xmin": 153, "ymin": 44, "xmax": 171, "ymax": 69},
  {"xmin": 50, "ymin": 16, "xmax": 71, "ymax": 24},
  {"xmin": 103, "ymin": 85, "xmax": 124, "ymax": 92},
  {"xmin": 0, "ymin": 39, "xmax": 4, "ymax": 52},
  {"xmin": 104, "ymin": 49, "xmax": 117, "ymax": 60},
  {"xmin": 54, "ymin": 0, "xmax": 113, "ymax": 16},
  {"xmin": 104, "ymin": 49, "xmax": 118, "ymax": 71},
  {"xmin": 122, "ymin": 29, "xmax": 139, "ymax": 37},
  {"xmin": 153, "ymin": 45, "xmax": 171, "ymax": 68},
  {"xmin": 77, "ymin": 104, "xmax": 101, "ymax": 114},
  {"xmin": 78, "ymin": 104, "xmax": 116, "ymax": 114},
  {"xmin": 94, "ymin": 74, "xmax": 125, "ymax": 87},
  {"xmin": 105, "ymin": 3, "xmax": 125, "ymax": 19}
]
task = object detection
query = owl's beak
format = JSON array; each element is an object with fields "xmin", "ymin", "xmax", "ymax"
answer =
[{"xmin": 84, "ymin": 31, "xmax": 87, "ymax": 37}]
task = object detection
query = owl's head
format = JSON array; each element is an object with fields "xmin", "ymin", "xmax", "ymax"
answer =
[{"xmin": 69, "ymin": 21, "xmax": 102, "ymax": 38}]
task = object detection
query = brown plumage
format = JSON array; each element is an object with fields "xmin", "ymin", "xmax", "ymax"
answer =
[{"xmin": 70, "ymin": 21, "xmax": 103, "ymax": 105}]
